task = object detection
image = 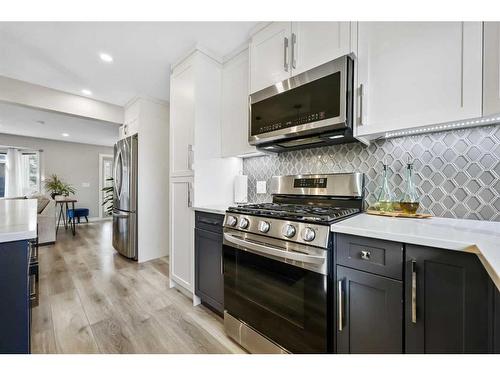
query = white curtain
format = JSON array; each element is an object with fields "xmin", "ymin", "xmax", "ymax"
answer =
[{"xmin": 4, "ymin": 148, "xmax": 22, "ymax": 198}]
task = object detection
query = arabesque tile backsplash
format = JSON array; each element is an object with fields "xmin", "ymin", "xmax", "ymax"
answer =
[{"xmin": 243, "ymin": 124, "xmax": 500, "ymax": 221}]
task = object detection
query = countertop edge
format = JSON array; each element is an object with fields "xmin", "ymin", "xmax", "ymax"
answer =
[
  {"xmin": 330, "ymin": 217, "xmax": 500, "ymax": 292},
  {"xmin": 0, "ymin": 229, "xmax": 38, "ymax": 243},
  {"xmin": 192, "ymin": 206, "xmax": 227, "ymax": 215}
]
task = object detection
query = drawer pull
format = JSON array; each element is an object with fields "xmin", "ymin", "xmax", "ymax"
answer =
[
  {"xmin": 411, "ymin": 260, "xmax": 417, "ymax": 324},
  {"xmin": 199, "ymin": 218, "xmax": 221, "ymax": 226},
  {"xmin": 360, "ymin": 250, "xmax": 371, "ymax": 260},
  {"xmin": 338, "ymin": 279, "xmax": 344, "ymax": 331}
]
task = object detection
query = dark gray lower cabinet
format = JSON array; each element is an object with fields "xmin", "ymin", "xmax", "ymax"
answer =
[
  {"xmin": 0, "ymin": 240, "xmax": 30, "ymax": 353},
  {"xmin": 405, "ymin": 245, "xmax": 493, "ymax": 353},
  {"xmin": 336, "ymin": 266, "xmax": 403, "ymax": 353},
  {"xmin": 195, "ymin": 212, "xmax": 224, "ymax": 315},
  {"xmin": 495, "ymin": 289, "xmax": 500, "ymax": 353}
]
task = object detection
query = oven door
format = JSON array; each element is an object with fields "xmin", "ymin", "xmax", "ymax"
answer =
[{"xmin": 223, "ymin": 229, "xmax": 329, "ymax": 353}]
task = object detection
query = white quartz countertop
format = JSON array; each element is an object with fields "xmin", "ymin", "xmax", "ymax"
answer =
[
  {"xmin": 0, "ymin": 199, "xmax": 38, "ymax": 243},
  {"xmin": 192, "ymin": 205, "xmax": 229, "ymax": 215},
  {"xmin": 330, "ymin": 213, "xmax": 500, "ymax": 291}
]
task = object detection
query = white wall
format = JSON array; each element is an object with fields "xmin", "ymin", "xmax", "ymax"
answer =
[
  {"xmin": 132, "ymin": 98, "xmax": 170, "ymax": 263},
  {"xmin": 0, "ymin": 76, "xmax": 124, "ymax": 124},
  {"xmin": 0, "ymin": 133, "xmax": 113, "ymax": 217}
]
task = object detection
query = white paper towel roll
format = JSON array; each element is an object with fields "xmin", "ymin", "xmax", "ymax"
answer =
[{"xmin": 234, "ymin": 175, "xmax": 248, "ymax": 204}]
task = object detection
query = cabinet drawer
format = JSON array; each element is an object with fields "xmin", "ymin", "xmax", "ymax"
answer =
[
  {"xmin": 336, "ymin": 234, "xmax": 403, "ymax": 280},
  {"xmin": 195, "ymin": 211, "xmax": 224, "ymax": 234}
]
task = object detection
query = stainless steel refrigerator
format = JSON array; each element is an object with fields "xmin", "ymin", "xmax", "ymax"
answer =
[{"xmin": 112, "ymin": 134, "xmax": 138, "ymax": 259}]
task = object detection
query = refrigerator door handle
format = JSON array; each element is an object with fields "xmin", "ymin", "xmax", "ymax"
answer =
[{"xmin": 112, "ymin": 212, "xmax": 129, "ymax": 219}]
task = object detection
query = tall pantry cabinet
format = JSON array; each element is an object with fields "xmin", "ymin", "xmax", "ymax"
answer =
[{"xmin": 169, "ymin": 49, "xmax": 242, "ymax": 299}]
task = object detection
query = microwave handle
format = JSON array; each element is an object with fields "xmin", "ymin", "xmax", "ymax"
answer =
[{"xmin": 283, "ymin": 37, "xmax": 289, "ymax": 72}]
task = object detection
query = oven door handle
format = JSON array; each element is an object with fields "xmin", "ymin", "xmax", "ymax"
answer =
[{"xmin": 223, "ymin": 233, "xmax": 325, "ymax": 265}]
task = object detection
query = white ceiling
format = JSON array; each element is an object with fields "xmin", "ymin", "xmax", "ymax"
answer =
[
  {"xmin": 0, "ymin": 101, "xmax": 119, "ymax": 147},
  {"xmin": 0, "ymin": 22, "xmax": 259, "ymax": 106}
]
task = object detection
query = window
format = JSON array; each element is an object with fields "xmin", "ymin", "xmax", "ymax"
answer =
[
  {"xmin": 0, "ymin": 150, "xmax": 41, "ymax": 198},
  {"xmin": 20, "ymin": 152, "xmax": 40, "ymax": 196},
  {"xmin": 0, "ymin": 153, "xmax": 5, "ymax": 198}
]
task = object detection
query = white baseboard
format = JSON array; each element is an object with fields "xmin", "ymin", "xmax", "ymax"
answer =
[
  {"xmin": 57, "ymin": 216, "xmax": 111, "ymax": 226},
  {"xmin": 89, "ymin": 216, "xmax": 112, "ymax": 222}
]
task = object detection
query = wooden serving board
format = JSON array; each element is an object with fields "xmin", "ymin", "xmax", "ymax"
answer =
[{"xmin": 366, "ymin": 209, "xmax": 432, "ymax": 219}]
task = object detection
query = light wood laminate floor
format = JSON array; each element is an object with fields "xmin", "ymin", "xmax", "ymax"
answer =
[{"xmin": 31, "ymin": 221, "xmax": 245, "ymax": 354}]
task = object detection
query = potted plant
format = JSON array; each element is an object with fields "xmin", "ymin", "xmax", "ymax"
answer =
[
  {"xmin": 44, "ymin": 174, "xmax": 76, "ymax": 199},
  {"xmin": 101, "ymin": 177, "xmax": 114, "ymax": 216}
]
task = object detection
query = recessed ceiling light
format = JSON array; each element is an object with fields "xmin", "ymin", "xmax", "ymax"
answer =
[
  {"xmin": 99, "ymin": 52, "xmax": 113, "ymax": 63},
  {"xmin": 61, "ymin": 133, "xmax": 69, "ymax": 137},
  {"xmin": 81, "ymin": 89, "xmax": 92, "ymax": 96}
]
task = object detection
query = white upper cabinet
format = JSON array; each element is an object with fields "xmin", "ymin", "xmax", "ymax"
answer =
[
  {"xmin": 356, "ymin": 22, "xmax": 483, "ymax": 137},
  {"xmin": 249, "ymin": 22, "xmax": 292, "ymax": 94},
  {"xmin": 169, "ymin": 51, "xmax": 222, "ymax": 177},
  {"xmin": 170, "ymin": 58, "xmax": 195, "ymax": 177},
  {"xmin": 483, "ymin": 22, "xmax": 500, "ymax": 116},
  {"xmin": 221, "ymin": 48, "xmax": 259, "ymax": 157},
  {"xmin": 249, "ymin": 22, "xmax": 353, "ymax": 94},
  {"xmin": 290, "ymin": 22, "xmax": 351, "ymax": 76}
]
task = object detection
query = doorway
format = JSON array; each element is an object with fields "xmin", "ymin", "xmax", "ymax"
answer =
[{"xmin": 99, "ymin": 153, "xmax": 114, "ymax": 218}]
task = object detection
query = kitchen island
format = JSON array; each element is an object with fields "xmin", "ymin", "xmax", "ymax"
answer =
[{"xmin": 0, "ymin": 198, "xmax": 38, "ymax": 354}]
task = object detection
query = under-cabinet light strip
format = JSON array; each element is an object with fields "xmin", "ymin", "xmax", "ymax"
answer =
[{"xmin": 384, "ymin": 115, "xmax": 500, "ymax": 139}]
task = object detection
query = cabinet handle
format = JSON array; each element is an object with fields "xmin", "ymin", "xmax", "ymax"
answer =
[
  {"xmin": 358, "ymin": 83, "xmax": 365, "ymax": 126},
  {"xmin": 187, "ymin": 183, "xmax": 193, "ymax": 208},
  {"xmin": 291, "ymin": 33, "xmax": 297, "ymax": 69},
  {"xmin": 411, "ymin": 260, "xmax": 417, "ymax": 324},
  {"xmin": 187, "ymin": 144, "xmax": 193, "ymax": 171},
  {"xmin": 283, "ymin": 37, "xmax": 289, "ymax": 72},
  {"xmin": 360, "ymin": 250, "xmax": 371, "ymax": 260},
  {"xmin": 338, "ymin": 279, "xmax": 344, "ymax": 331},
  {"xmin": 198, "ymin": 217, "xmax": 220, "ymax": 226},
  {"xmin": 220, "ymin": 255, "xmax": 224, "ymax": 275}
]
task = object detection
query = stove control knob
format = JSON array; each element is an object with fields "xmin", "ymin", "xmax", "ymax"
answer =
[
  {"xmin": 258, "ymin": 221, "xmax": 270, "ymax": 233},
  {"xmin": 282, "ymin": 224, "xmax": 296, "ymax": 238},
  {"xmin": 302, "ymin": 227, "xmax": 316, "ymax": 242},
  {"xmin": 226, "ymin": 216, "xmax": 237, "ymax": 227},
  {"xmin": 239, "ymin": 217, "xmax": 250, "ymax": 229}
]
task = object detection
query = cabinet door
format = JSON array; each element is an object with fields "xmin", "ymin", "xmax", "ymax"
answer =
[
  {"xmin": 483, "ymin": 22, "xmax": 500, "ymax": 116},
  {"xmin": 170, "ymin": 60, "xmax": 195, "ymax": 177},
  {"xmin": 291, "ymin": 22, "xmax": 351, "ymax": 76},
  {"xmin": 169, "ymin": 178, "xmax": 194, "ymax": 292},
  {"xmin": 195, "ymin": 228, "xmax": 224, "ymax": 314},
  {"xmin": 336, "ymin": 266, "xmax": 403, "ymax": 353},
  {"xmin": 249, "ymin": 22, "xmax": 292, "ymax": 94},
  {"xmin": 357, "ymin": 22, "xmax": 482, "ymax": 136},
  {"xmin": 494, "ymin": 288, "xmax": 500, "ymax": 353},
  {"xmin": 0, "ymin": 241, "xmax": 30, "ymax": 353},
  {"xmin": 221, "ymin": 49, "xmax": 259, "ymax": 157},
  {"xmin": 405, "ymin": 245, "xmax": 493, "ymax": 353}
]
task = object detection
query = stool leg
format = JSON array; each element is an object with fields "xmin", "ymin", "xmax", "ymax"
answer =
[{"xmin": 85, "ymin": 216, "xmax": 89, "ymax": 223}]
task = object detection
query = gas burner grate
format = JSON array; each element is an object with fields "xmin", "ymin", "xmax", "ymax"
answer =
[{"xmin": 228, "ymin": 203, "xmax": 360, "ymax": 224}]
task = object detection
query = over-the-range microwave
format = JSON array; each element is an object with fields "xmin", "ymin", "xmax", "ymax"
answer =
[{"xmin": 249, "ymin": 55, "xmax": 356, "ymax": 152}]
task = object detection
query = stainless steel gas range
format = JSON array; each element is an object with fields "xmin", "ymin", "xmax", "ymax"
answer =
[{"xmin": 222, "ymin": 173, "xmax": 364, "ymax": 354}]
